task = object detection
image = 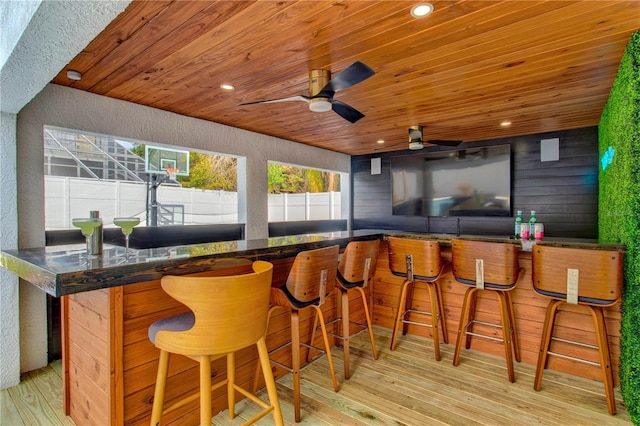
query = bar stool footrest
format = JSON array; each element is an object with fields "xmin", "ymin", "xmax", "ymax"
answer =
[
  {"xmin": 462, "ymin": 320, "xmax": 507, "ymax": 343},
  {"xmin": 324, "ymin": 317, "xmax": 370, "ymax": 341},
  {"xmin": 401, "ymin": 308, "xmax": 437, "ymax": 328},
  {"xmin": 268, "ymin": 342, "xmax": 329, "ymax": 373}
]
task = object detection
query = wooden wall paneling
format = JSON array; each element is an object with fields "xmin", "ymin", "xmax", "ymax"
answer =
[
  {"xmin": 67, "ymin": 365, "xmax": 108, "ymax": 425},
  {"xmin": 122, "ymin": 306, "xmax": 189, "ymax": 347},
  {"xmin": 63, "ymin": 290, "xmax": 112, "ymax": 425},
  {"xmin": 108, "ymin": 286, "xmax": 124, "ymax": 425},
  {"xmin": 60, "ymin": 296, "xmax": 70, "ymax": 415},
  {"xmin": 352, "ymin": 127, "xmax": 599, "ymax": 239}
]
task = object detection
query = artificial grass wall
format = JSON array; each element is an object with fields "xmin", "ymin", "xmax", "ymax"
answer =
[{"xmin": 598, "ymin": 30, "xmax": 640, "ymax": 424}]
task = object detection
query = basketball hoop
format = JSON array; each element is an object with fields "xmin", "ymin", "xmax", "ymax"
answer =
[{"xmin": 165, "ymin": 167, "xmax": 180, "ymax": 181}]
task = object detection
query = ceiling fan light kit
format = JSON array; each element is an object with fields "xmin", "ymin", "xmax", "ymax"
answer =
[
  {"xmin": 374, "ymin": 125, "xmax": 463, "ymax": 151},
  {"xmin": 309, "ymin": 98, "xmax": 332, "ymax": 112}
]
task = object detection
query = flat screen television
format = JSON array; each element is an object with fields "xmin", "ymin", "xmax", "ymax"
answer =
[{"xmin": 391, "ymin": 144, "xmax": 511, "ymax": 217}]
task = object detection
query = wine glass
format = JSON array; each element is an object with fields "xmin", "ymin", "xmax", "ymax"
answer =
[
  {"xmin": 72, "ymin": 217, "xmax": 102, "ymax": 258},
  {"xmin": 113, "ymin": 217, "xmax": 141, "ymax": 256}
]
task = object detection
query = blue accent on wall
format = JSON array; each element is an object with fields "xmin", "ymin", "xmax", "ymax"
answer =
[{"xmin": 601, "ymin": 146, "xmax": 615, "ymax": 171}]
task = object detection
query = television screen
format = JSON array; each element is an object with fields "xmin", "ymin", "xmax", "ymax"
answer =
[{"xmin": 391, "ymin": 144, "xmax": 511, "ymax": 217}]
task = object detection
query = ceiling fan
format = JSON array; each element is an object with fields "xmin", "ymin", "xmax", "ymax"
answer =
[
  {"xmin": 239, "ymin": 61, "xmax": 375, "ymax": 123},
  {"xmin": 376, "ymin": 126, "xmax": 463, "ymax": 150}
]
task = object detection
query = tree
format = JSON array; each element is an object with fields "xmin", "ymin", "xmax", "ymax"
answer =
[
  {"xmin": 178, "ymin": 152, "xmax": 237, "ymax": 191},
  {"xmin": 268, "ymin": 163, "xmax": 304, "ymax": 193},
  {"xmin": 268, "ymin": 163, "xmax": 340, "ymax": 193}
]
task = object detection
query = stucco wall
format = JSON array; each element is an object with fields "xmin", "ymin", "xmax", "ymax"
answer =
[
  {"xmin": 1, "ymin": 0, "xmax": 132, "ymax": 387},
  {"xmin": 14, "ymin": 83, "xmax": 350, "ymax": 375},
  {"xmin": 0, "ymin": 112, "xmax": 20, "ymax": 387}
]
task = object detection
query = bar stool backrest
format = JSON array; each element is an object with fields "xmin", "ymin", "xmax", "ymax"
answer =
[
  {"xmin": 338, "ymin": 240, "xmax": 380, "ymax": 288},
  {"xmin": 387, "ymin": 237, "xmax": 443, "ymax": 281},
  {"xmin": 451, "ymin": 239, "xmax": 519, "ymax": 288},
  {"xmin": 285, "ymin": 245, "xmax": 340, "ymax": 304},
  {"xmin": 157, "ymin": 260, "xmax": 273, "ymax": 355},
  {"xmin": 532, "ymin": 245, "xmax": 623, "ymax": 306}
]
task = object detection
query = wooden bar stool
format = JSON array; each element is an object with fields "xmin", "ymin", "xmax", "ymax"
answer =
[
  {"xmin": 451, "ymin": 239, "xmax": 524, "ymax": 382},
  {"xmin": 532, "ymin": 245, "xmax": 623, "ymax": 415},
  {"xmin": 258, "ymin": 245, "xmax": 340, "ymax": 422},
  {"xmin": 388, "ymin": 237, "xmax": 448, "ymax": 361},
  {"xmin": 148, "ymin": 260, "xmax": 283, "ymax": 426},
  {"xmin": 315, "ymin": 240, "xmax": 380, "ymax": 379}
]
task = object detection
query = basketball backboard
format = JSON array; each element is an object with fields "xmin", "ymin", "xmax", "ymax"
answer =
[{"xmin": 145, "ymin": 146, "xmax": 190, "ymax": 176}]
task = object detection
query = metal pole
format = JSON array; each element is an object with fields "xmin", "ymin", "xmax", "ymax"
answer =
[{"xmin": 150, "ymin": 174, "xmax": 158, "ymax": 226}]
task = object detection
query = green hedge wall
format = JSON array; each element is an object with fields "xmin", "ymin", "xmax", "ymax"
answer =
[{"xmin": 598, "ymin": 30, "xmax": 640, "ymax": 424}]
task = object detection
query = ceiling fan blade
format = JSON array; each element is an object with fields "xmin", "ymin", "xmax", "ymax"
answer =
[
  {"xmin": 239, "ymin": 95, "xmax": 309, "ymax": 106},
  {"xmin": 331, "ymin": 100, "xmax": 365, "ymax": 123},
  {"xmin": 426, "ymin": 139, "xmax": 463, "ymax": 147},
  {"xmin": 321, "ymin": 61, "xmax": 375, "ymax": 93}
]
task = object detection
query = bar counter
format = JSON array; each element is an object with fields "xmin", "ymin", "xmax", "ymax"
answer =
[
  {"xmin": 0, "ymin": 231, "xmax": 625, "ymax": 425},
  {"xmin": 0, "ymin": 230, "xmax": 385, "ymax": 297},
  {"xmin": 0, "ymin": 230, "xmax": 618, "ymax": 298}
]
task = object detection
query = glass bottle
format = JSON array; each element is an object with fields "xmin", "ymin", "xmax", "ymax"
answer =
[
  {"xmin": 514, "ymin": 210, "xmax": 523, "ymax": 239},
  {"xmin": 528, "ymin": 210, "xmax": 537, "ymax": 241}
]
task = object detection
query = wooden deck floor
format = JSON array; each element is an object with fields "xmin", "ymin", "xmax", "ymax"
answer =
[{"xmin": 1, "ymin": 326, "xmax": 631, "ymax": 425}]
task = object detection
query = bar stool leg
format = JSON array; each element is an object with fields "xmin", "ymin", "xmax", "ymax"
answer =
[
  {"xmin": 390, "ymin": 279, "xmax": 411, "ymax": 350},
  {"xmin": 453, "ymin": 287, "xmax": 476, "ymax": 366},
  {"xmin": 426, "ymin": 283, "xmax": 441, "ymax": 361},
  {"xmin": 340, "ymin": 289, "xmax": 352, "ymax": 379},
  {"xmin": 464, "ymin": 290, "xmax": 479, "ymax": 350},
  {"xmin": 496, "ymin": 292, "xmax": 515, "ymax": 383},
  {"xmin": 227, "ymin": 353, "xmax": 235, "ymax": 419},
  {"xmin": 308, "ymin": 307, "xmax": 321, "ymax": 363},
  {"xmin": 356, "ymin": 286, "xmax": 378, "ymax": 360},
  {"xmin": 313, "ymin": 306, "xmax": 339, "ymax": 392},
  {"xmin": 590, "ymin": 306, "xmax": 616, "ymax": 415},
  {"xmin": 253, "ymin": 306, "xmax": 278, "ymax": 394},
  {"xmin": 256, "ymin": 336, "xmax": 284, "ymax": 425},
  {"xmin": 291, "ymin": 310, "xmax": 302, "ymax": 422},
  {"xmin": 534, "ymin": 300, "xmax": 562, "ymax": 390},
  {"xmin": 504, "ymin": 292, "xmax": 520, "ymax": 362},
  {"xmin": 435, "ymin": 282, "xmax": 448, "ymax": 344},
  {"xmin": 150, "ymin": 350, "xmax": 169, "ymax": 426},
  {"xmin": 200, "ymin": 355, "xmax": 212, "ymax": 426},
  {"xmin": 403, "ymin": 283, "xmax": 416, "ymax": 336}
]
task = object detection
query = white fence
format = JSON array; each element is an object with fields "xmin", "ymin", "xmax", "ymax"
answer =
[
  {"xmin": 267, "ymin": 192, "xmax": 341, "ymax": 222},
  {"xmin": 45, "ymin": 176, "xmax": 341, "ymax": 229}
]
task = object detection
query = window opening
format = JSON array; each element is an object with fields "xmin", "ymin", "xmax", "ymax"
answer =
[
  {"xmin": 44, "ymin": 126, "xmax": 239, "ymax": 230},
  {"xmin": 267, "ymin": 161, "xmax": 343, "ymax": 222}
]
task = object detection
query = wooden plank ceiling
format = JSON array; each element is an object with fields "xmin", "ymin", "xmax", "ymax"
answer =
[{"xmin": 52, "ymin": 1, "xmax": 640, "ymax": 155}]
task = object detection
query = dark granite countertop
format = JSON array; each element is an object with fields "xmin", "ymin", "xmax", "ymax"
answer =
[
  {"xmin": 0, "ymin": 230, "xmax": 624, "ymax": 297},
  {"xmin": 0, "ymin": 230, "xmax": 385, "ymax": 297}
]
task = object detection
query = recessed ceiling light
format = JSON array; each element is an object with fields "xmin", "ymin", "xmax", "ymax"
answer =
[
  {"xmin": 67, "ymin": 70, "xmax": 82, "ymax": 81},
  {"xmin": 377, "ymin": 139, "xmax": 385, "ymax": 144},
  {"xmin": 220, "ymin": 84, "xmax": 235, "ymax": 91},
  {"xmin": 500, "ymin": 121, "xmax": 512, "ymax": 127},
  {"xmin": 411, "ymin": 3, "xmax": 434, "ymax": 18}
]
